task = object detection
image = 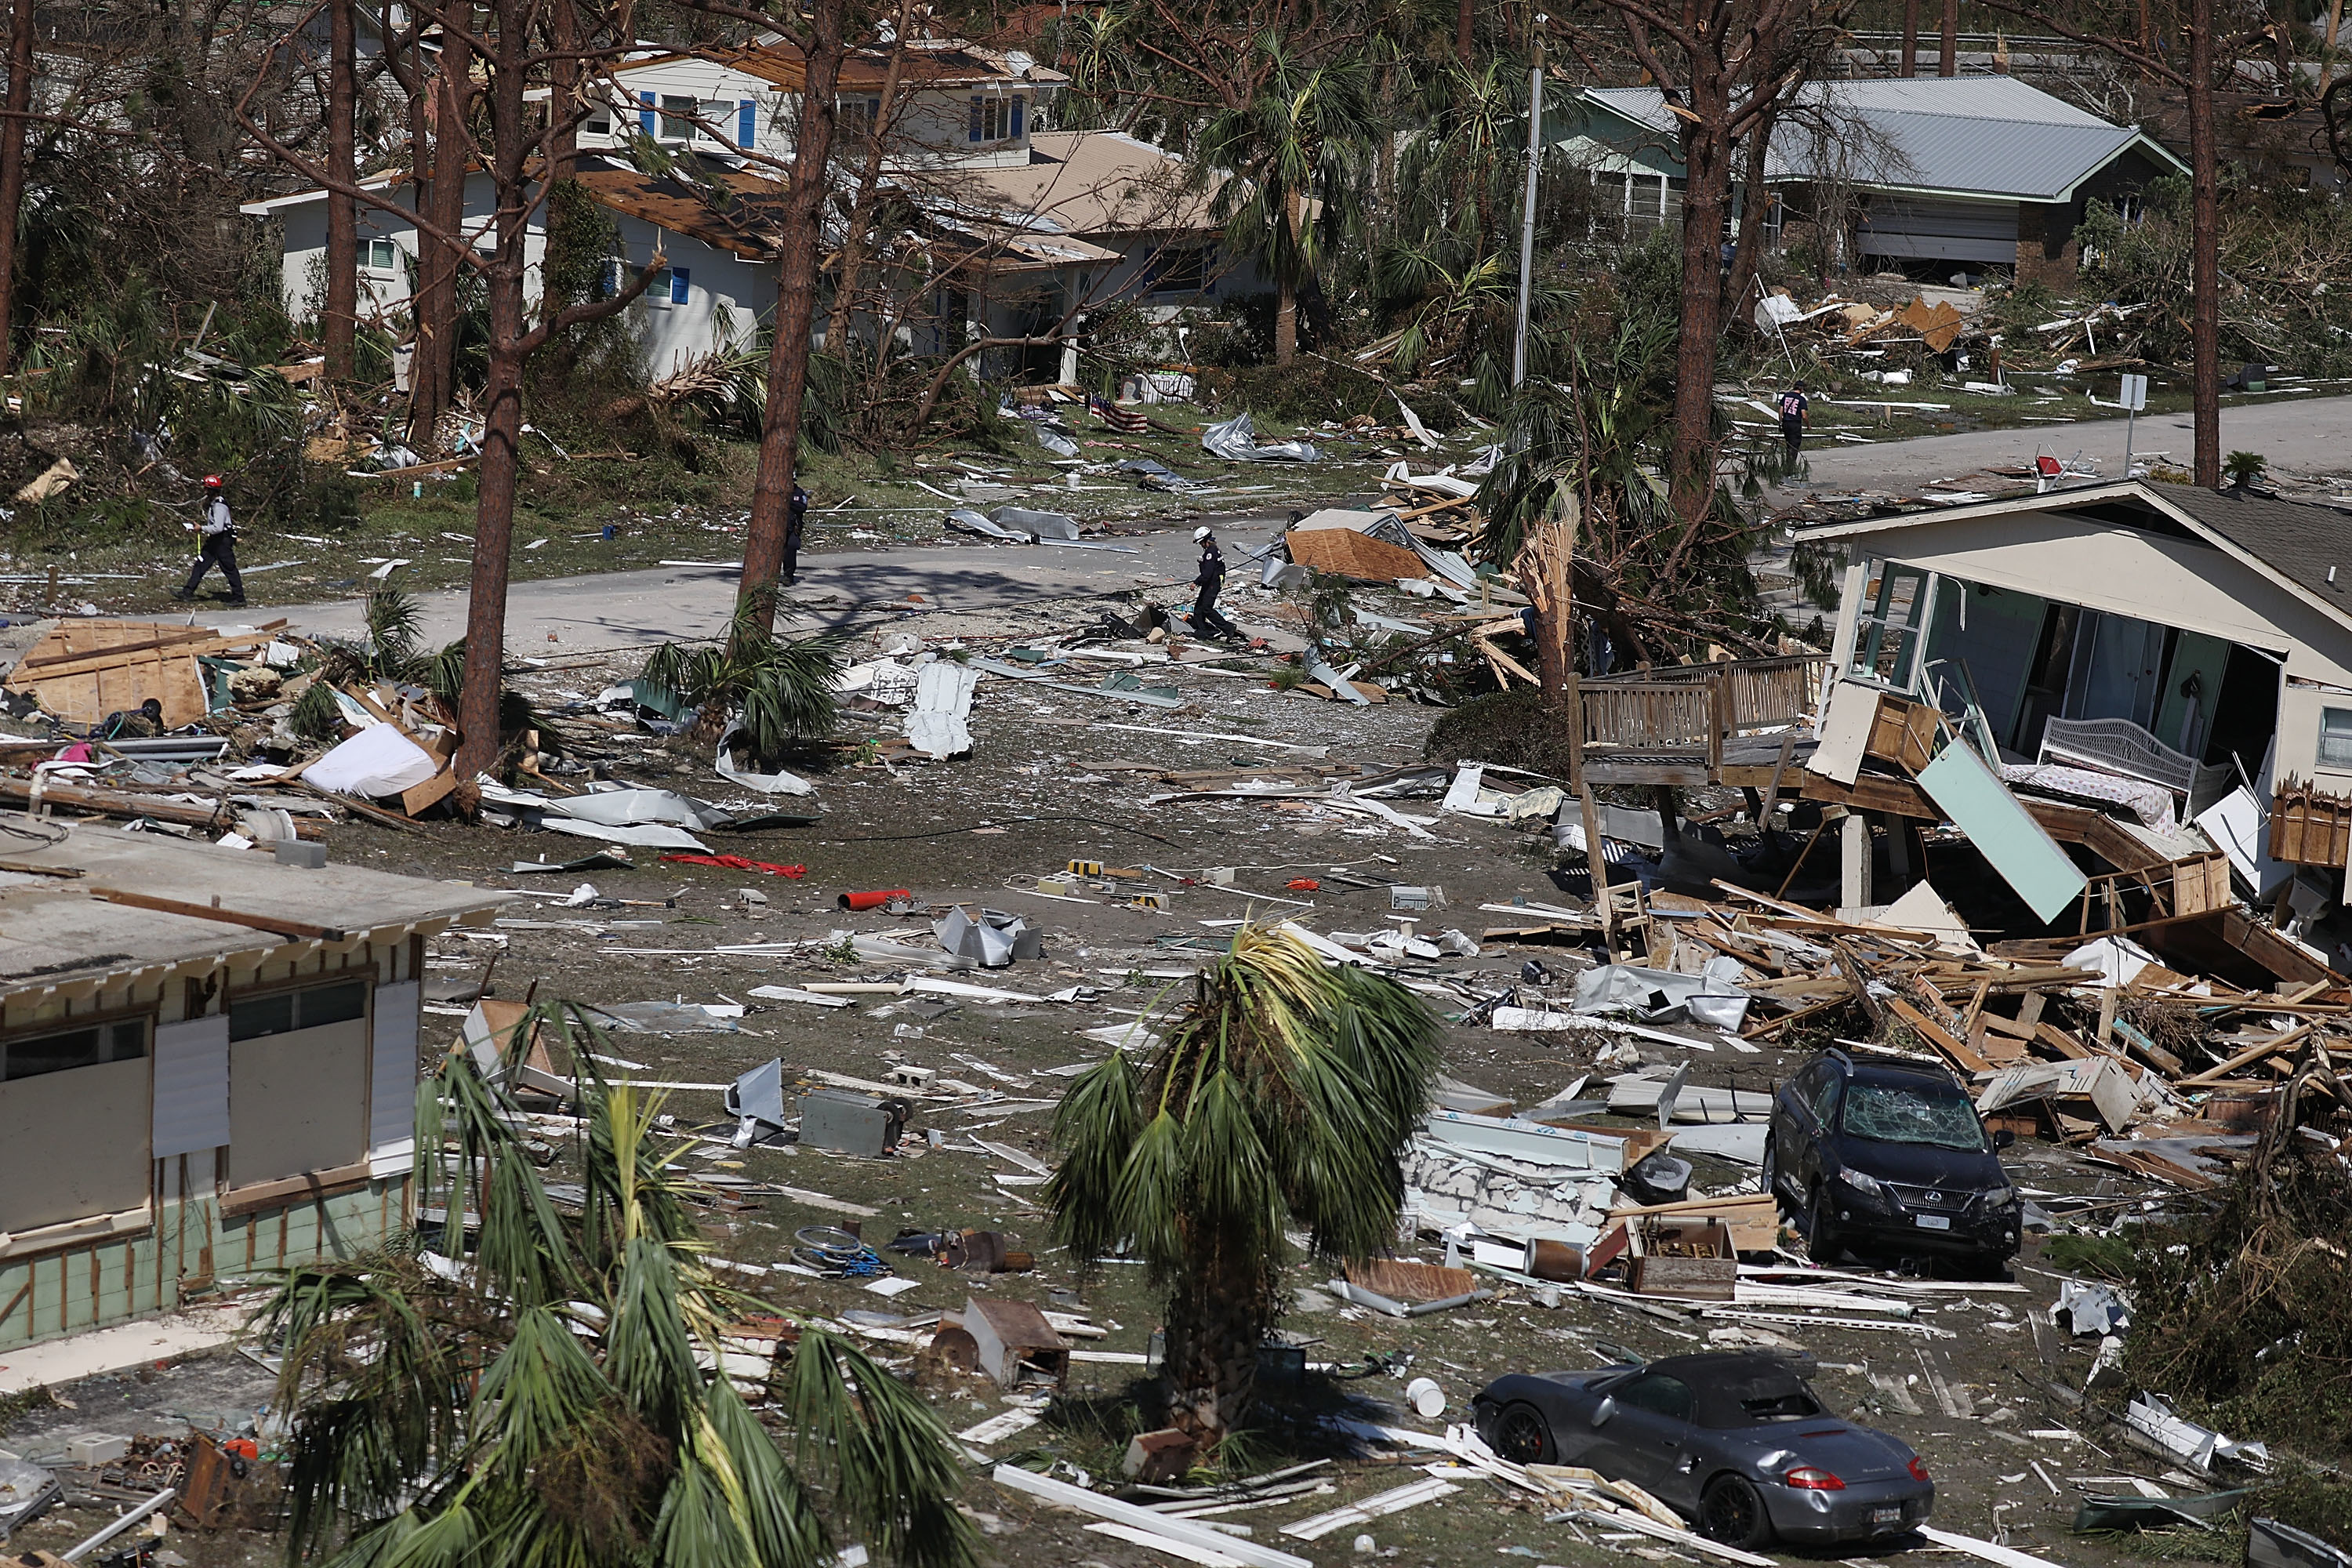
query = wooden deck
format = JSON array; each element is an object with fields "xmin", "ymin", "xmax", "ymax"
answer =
[{"xmin": 1570, "ymin": 655, "xmax": 1826, "ymax": 788}]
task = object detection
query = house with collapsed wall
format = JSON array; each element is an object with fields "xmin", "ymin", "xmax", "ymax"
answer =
[
  {"xmin": 0, "ymin": 825, "xmax": 504, "ymax": 1352},
  {"xmin": 1789, "ymin": 479, "xmax": 2352, "ymax": 975},
  {"xmin": 245, "ymin": 33, "xmax": 1232, "ymax": 388},
  {"xmin": 1555, "ymin": 75, "xmax": 2184, "ymax": 281}
]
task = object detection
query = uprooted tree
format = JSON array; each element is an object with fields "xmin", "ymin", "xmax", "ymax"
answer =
[{"xmin": 1045, "ymin": 922, "xmax": 1440, "ymax": 1450}]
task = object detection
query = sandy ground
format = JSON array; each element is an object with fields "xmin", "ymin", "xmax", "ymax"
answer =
[{"xmin": 0, "ymin": 562, "xmax": 2218, "ymax": 1568}]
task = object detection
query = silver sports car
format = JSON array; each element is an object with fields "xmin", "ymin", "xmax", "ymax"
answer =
[{"xmin": 1471, "ymin": 1352, "xmax": 1934, "ymax": 1548}]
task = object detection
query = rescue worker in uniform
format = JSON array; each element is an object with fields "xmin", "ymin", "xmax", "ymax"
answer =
[
  {"xmin": 172, "ymin": 474, "xmax": 245, "ymax": 605},
  {"xmin": 1187, "ymin": 524, "xmax": 1242, "ymax": 641}
]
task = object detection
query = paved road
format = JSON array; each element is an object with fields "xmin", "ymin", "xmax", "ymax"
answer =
[
  {"xmin": 1771, "ymin": 390, "xmax": 2352, "ymax": 499},
  {"xmin": 198, "ymin": 517, "xmax": 1290, "ymax": 653},
  {"xmin": 193, "ymin": 394, "xmax": 2347, "ymax": 649}
]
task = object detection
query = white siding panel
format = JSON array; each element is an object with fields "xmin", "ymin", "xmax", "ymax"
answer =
[
  {"xmin": 369, "ymin": 979, "xmax": 422, "ymax": 1177},
  {"xmin": 153, "ymin": 1014, "xmax": 230, "ymax": 1160}
]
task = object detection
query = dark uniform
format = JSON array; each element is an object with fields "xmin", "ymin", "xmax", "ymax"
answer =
[
  {"xmin": 783, "ymin": 485, "xmax": 809, "ymax": 585},
  {"xmin": 174, "ymin": 488, "xmax": 245, "ymax": 604},
  {"xmin": 1189, "ymin": 533, "xmax": 1242, "ymax": 641}
]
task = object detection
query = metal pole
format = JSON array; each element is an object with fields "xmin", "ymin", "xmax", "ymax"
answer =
[
  {"xmin": 2124, "ymin": 406, "xmax": 2136, "ymax": 480},
  {"xmin": 1512, "ymin": 34, "xmax": 1545, "ymax": 387}
]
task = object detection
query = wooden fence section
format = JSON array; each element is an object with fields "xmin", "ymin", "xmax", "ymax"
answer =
[
  {"xmin": 1577, "ymin": 655, "xmax": 1828, "ymax": 771},
  {"xmin": 2271, "ymin": 775, "xmax": 2352, "ymax": 869}
]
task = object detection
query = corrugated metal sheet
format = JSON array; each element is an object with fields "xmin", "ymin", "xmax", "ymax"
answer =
[
  {"xmin": 152, "ymin": 1015, "xmax": 230, "ymax": 1160},
  {"xmin": 1577, "ymin": 77, "xmax": 2174, "ymax": 203},
  {"xmin": 1858, "ymin": 195, "xmax": 2020, "ymax": 263},
  {"xmin": 368, "ymin": 979, "xmax": 420, "ymax": 1178}
]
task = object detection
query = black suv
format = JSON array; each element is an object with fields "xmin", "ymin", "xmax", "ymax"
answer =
[{"xmin": 1765, "ymin": 1051, "xmax": 2020, "ymax": 1269}]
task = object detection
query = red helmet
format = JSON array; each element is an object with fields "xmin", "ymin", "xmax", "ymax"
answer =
[{"xmin": 202, "ymin": 474, "xmax": 223, "ymax": 490}]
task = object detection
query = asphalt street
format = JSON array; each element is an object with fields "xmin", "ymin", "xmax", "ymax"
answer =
[{"xmin": 1772, "ymin": 389, "xmax": 2352, "ymax": 498}]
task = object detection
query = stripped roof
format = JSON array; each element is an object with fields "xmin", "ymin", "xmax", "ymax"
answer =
[
  {"xmin": 1577, "ymin": 75, "xmax": 2184, "ymax": 202},
  {"xmin": 0, "ymin": 822, "xmax": 506, "ymax": 999},
  {"xmin": 715, "ymin": 36, "xmax": 1069, "ymax": 93},
  {"xmin": 573, "ymin": 163, "xmax": 796, "ymax": 255},
  {"xmin": 957, "ymin": 130, "xmax": 1219, "ymax": 238}
]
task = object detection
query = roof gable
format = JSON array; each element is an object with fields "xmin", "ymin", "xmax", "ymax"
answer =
[{"xmin": 1570, "ymin": 76, "xmax": 2185, "ymax": 202}]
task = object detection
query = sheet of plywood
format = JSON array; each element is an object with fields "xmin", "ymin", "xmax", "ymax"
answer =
[
  {"xmin": 1806, "ymin": 681, "xmax": 1878, "ymax": 786},
  {"xmin": 5, "ymin": 619, "xmax": 223, "ymax": 728},
  {"xmin": 1284, "ymin": 527, "xmax": 1425, "ymax": 583}
]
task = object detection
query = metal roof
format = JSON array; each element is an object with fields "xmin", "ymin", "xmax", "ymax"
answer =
[{"xmin": 1575, "ymin": 76, "xmax": 2184, "ymax": 202}]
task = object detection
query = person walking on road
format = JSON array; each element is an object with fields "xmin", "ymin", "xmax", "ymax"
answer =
[
  {"xmin": 1188, "ymin": 525, "xmax": 1242, "ymax": 641},
  {"xmin": 782, "ymin": 483, "xmax": 809, "ymax": 586},
  {"xmin": 1779, "ymin": 383, "xmax": 1809, "ymax": 466},
  {"xmin": 171, "ymin": 474, "xmax": 245, "ymax": 605}
]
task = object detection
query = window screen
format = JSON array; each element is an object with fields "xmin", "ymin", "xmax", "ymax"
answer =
[
  {"xmin": 230, "ymin": 981, "xmax": 368, "ymax": 1042},
  {"xmin": 365, "ymin": 239, "xmax": 399, "ymax": 271},
  {"xmin": 2321, "ymin": 707, "xmax": 2352, "ymax": 769},
  {"xmin": 659, "ymin": 94, "xmax": 695, "ymax": 141},
  {"xmin": 2, "ymin": 1018, "xmax": 149, "ymax": 1081}
]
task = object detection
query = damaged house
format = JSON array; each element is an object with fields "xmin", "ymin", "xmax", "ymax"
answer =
[
  {"xmin": 1795, "ymin": 479, "xmax": 2352, "ymax": 976},
  {"xmin": 0, "ymin": 826, "xmax": 503, "ymax": 1352},
  {"xmin": 1557, "ymin": 74, "xmax": 2183, "ymax": 281}
]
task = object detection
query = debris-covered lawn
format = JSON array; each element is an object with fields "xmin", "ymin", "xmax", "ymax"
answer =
[{"xmin": 5, "ymin": 562, "xmax": 2336, "ymax": 1567}]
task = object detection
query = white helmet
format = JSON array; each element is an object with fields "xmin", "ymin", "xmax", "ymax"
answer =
[{"xmin": 1192, "ymin": 526, "xmax": 1211, "ymax": 543}]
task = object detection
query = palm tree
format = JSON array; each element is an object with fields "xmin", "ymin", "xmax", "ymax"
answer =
[
  {"xmin": 638, "ymin": 593, "xmax": 848, "ymax": 765},
  {"xmin": 1199, "ymin": 38, "xmax": 1376, "ymax": 365},
  {"xmin": 1044, "ymin": 924, "xmax": 1441, "ymax": 1449},
  {"xmin": 265, "ymin": 1004, "xmax": 975, "ymax": 1568}
]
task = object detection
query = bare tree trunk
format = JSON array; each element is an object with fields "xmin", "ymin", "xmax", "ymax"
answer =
[
  {"xmin": 826, "ymin": 3, "xmax": 911, "ymax": 354},
  {"xmin": 1161, "ymin": 1232, "xmax": 1261, "ymax": 1452},
  {"xmin": 1661, "ymin": 87, "xmax": 1732, "ymax": 580},
  {"xmin": 1900, "ymin": 0, "xmax": 1919, "ymax": 74},
  {"xmin": 1274, "ymin": 276, "xmax": 1298, "ymax": 362},
  {"xmin": 454, "ymin": 0, "xmax": 530, "ymax": 782},
  {"xmin": 0, "ymin": 0, "xmax": 34, "ymax": 374},
  {"xmin": 546, "ymin": 0, "xmax": 579, "ymax": 178},
  {"xmin": 2187, "ymin": 0, "xmax": 2220, "ymax": 488},
  {"xmin": 1457, "ymin": 0, "xmax": 1473, "ymax": 58},
  {"xmin": 1939, "ymin": 0, "xmax": 1958, "ymax": 74},
  {"xmin": 412, "ymin": 16, "xmax": 474, "ymax": 445},
  {"xmin": 736, "ymin": 0, "xmax": 847, "ymax": 640},
  {"xmin": 325, "ymin": 0, "xmax": 359, "ymax": 379}
]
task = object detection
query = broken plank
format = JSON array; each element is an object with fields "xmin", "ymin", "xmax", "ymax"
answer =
[
  {"xmin": 1084, "ymin": 1523, "xmax": 1250, "ymax": 1568},
  {"xmin": 1279, "ymin": 1478, "xmax": 1461, "ymax": 1541},
  {"xmin": 1884, "ymin": 995, "xmax": 1993, "ymax": 1072},
  {"xmin": 991, "ymin": 1465, "xmax": 1313, "ymax": 1568}
]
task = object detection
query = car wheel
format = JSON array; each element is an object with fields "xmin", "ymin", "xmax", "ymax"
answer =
[
  {"xmin": 1761, "ymin": 1135, "xmax": 1782, "ymax": 1210},
  {"xmin": 1488, "ymin": 1401, "xmax": 1556, "ymax": 1465},
  {"xmin": 1806, "ymin": 1183, "xmax": 1842, "ymax": 1264},
  {"xmin": 1699, "ymin": 1474, "xmax": 1773, "ymax": 1549}
]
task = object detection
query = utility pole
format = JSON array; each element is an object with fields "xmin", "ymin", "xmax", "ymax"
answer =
[{"xmin": 1512, "ymin": 31, "xmax": 1545, "ymax": 387}]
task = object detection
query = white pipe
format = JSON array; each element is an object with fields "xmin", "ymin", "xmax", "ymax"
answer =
[{"xmin": 64, "ymin": 1486, "xmax": 177, "ymax": 1562}]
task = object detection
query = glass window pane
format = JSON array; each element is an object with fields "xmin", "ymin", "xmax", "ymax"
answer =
[
  {"xmin": 299, "ymin": 982, "xmax": 368, "ymax": 1030},
  {"xmin": 659, "ymin": 95, "xmax": 694, "ymax": 140},
  {"xmin": 4, "ymin": 1027, "xmax": 101, "ymax": 1080},
  {"xmin": 2321, "ymin": 708, "xmax": 2352, "ymax": 768},
  {"xmin": 230, "ymin": 992, "xmax": 295, "ymax": 1042},
  {"xmin": 107, "ymin": 1019, "xmax": 150, "ymax": 1062}
]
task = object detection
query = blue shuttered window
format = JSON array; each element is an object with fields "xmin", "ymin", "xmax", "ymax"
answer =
[
  {"xmin": 969, "ymin": 96, "xmax": 983, "ymax": 142},
  {"xmin": 1010, "ymin": 96, "xmax": 1024, "ymax": 139},
  {"xmin": 738, "ymin": 100, "xmax": 757, "ymax": 148},
  {"xmin": 638, "ymin": 90, "xmax": 655, "ymax": 135}
]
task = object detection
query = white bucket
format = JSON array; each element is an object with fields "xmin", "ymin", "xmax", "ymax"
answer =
[{"xmin": 1406, "ymin": 1377, "xmax": 1446, "ymax": 1419}]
